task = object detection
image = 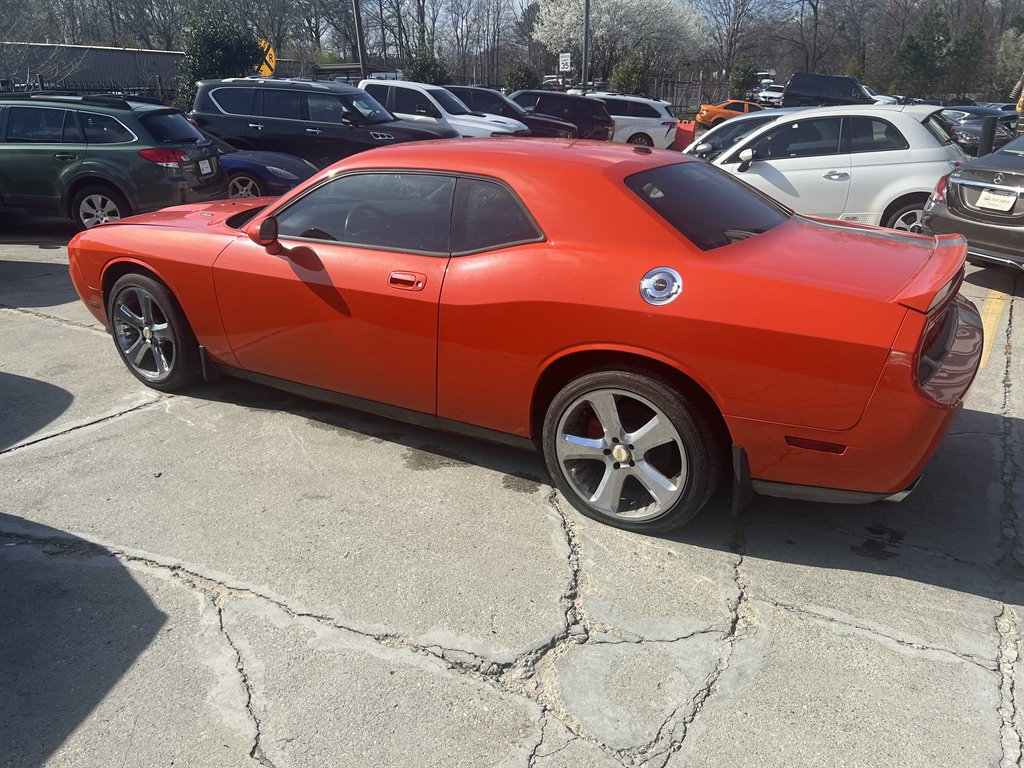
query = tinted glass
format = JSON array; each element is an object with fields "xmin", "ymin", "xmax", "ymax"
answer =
[
  {"xmin": 394, "ymin": 87, "xmax": 428, "ymax": 114},
  {"xmin": 452, "ymin": 178, "xmax": 542, "ymax": 252},
  {"xmin": 81, "ymin": 113, "xmax": 134, "ymax": 143},
  {"xmin": 724, "ymin": 102, "xmax": 744, "ymax": 112},
  {"xmin": 750, "ymin": 117, "xmax": 843, "ymax": 159},
  {"xmin": 826, "ymin": 79, "xmax": 860, "ymax": 99},
  {"xmin": 211, "ymin": 88, "xmax": 253, "ymax": 115},
  {"xmin": 747, "ymin": 103, "xmax": 763, "ymax": 112},
  {"xmin": 277, "ymin": 173, "xmax": 455, "ymax": 253},
  {"xmin": 512, "ymin": 92, "xmax": 540, "ymax": 110},
  {"xmin": 629, "ymin": 101, "xmax": 661, "ymax": 118},
  {"xmin": 849, "ymin": 117, "xmax": 909, "ymax": 152},
  {"xmin": 362, "ymin": 83, "xmax": 389, "ymax": 104},
  {"xmin": 139, "ymin": 112, "xmax": 204, "ymax": 143},
  {"xmin": 261, "ymin": 90, "xmax": 303, "ymax": 119},
  {"xmin": 62, "ymin": 112, "xmax": 83, "ymax": 143},
  {"xmin": 626, "ymin": 162, "xmax": 789, "ymax": 251},
  {"xmin": 793, "ymin": 77, "xmax": 825, "ymax": 97},
  {"xmin": 688, "ymin": 114, "xmax": 776, "ymax": 158},
  {"xmin": 343, "ymin": 91, "xmax": 393, "ymax": 124},
  {"xmin": 429, "ymin": 88, "xmax": 470, "ymax": 115},
  {"xmin": 6, "ymin": 107, "xmax": 64, "ymax": 142},
  {"xmin": 601, "ymin": 98, "xmax": 630, "ymax": 116},
  {"xmin": 923, "ymin": 112, "xmax": 956, "ymax": 145},
  {"xmin": 473, "ymin": 90, "xmax": 511, "ymax": 115},
  {"xmin": 307, "ymin": 93, "xmax": 348, "ymax": 123},
  {"xmin": 565, "ymin": 99, "xmax": 605, "ymax": 121}
]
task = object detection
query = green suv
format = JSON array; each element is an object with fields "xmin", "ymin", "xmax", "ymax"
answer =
[{"xmin": 0, "ymin": 93, "xmax": 228, "ymax": 229}]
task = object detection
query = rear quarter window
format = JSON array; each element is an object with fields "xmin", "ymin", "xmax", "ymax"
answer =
[
  {"xmin": 210, "ymin": 88, "xmax": 254, "ymax": 115},
  {"xmin": 625, "ymin": 162, "xmax": 789, "ymax": 251},
  {"xmin": 140, "ymin": 111, "xmax": 205, "ymax": 143}
]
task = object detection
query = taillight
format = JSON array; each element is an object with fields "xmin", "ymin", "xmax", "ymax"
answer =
[
  {"xmin": 138, "ymin": 148, "xmax": 189, "ymax": 168},
  {"xmin": 931, "ymin": 174, "xmax": 948, "ymax": 203},
  {"xmin": 915, "ymin": 268, "xmax": 963, "ymax": 399}
]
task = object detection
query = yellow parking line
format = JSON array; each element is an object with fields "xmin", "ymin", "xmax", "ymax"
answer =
[{"xmin": 979, "ymin": 288, "xmax": 1010, "ymax": 368}]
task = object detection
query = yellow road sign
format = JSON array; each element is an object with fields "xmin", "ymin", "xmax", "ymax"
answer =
[{"xmin": 257, "ymin": 39, "xmax": 276, "ymax": 77}]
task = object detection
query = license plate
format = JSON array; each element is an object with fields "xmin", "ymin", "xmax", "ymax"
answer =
[
  {"xmin": 198, "ymin": 158, "xmax": 213, "ymax": 176},
  {"xmin": 976, "ymin": 188, "xmax": 1016, "ymax": 211}
]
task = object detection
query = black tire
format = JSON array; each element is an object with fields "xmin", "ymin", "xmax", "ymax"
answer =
[
  {"xmin": 542, "ymin": 369, "xmax": 724, "ymax": 533},
  {"xmin": 228, "ymin": 173, "xmax": 264, "ymax": 198},
  {"xmin": 884, "ymin": 201, "xmax": 927, "ymax": 233},
  {"xmin": 107, "ymin": 274, "xmax": 201, "ymax": 392},
  {"xmin": 627, "ymin": 133, "xmax": 654, "ymax": 146},
  {"xmin": 710, "ymin": 118, "xmax": 724, "ymax": 127},
  {"xmin": 71, "ymin": 185, "xmax": 131, "ymax": 231}
]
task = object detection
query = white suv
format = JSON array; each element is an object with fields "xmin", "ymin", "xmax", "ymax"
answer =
[
  {"xmin": 358, "ymin": 80, "xmax": 528, "ymax": 138},
  {"xmin": 585, "ymin": 93, "xmax": 678, "ymax": 148},
  {"xmin": 709, "ymin": 104, "xmax": 966, "ymax": 230}
]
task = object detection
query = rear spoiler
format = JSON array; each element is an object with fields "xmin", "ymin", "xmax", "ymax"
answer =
[{"xmin": 895, "ymin": 234, "xmax": 967, "ymax": 313}]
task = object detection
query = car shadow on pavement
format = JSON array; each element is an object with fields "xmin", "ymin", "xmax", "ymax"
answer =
[
  {"xmin": 963, "ymin": 264, "xmax": 1024, "ymax": 296},
  {"xmin": 0, "ymin": 260, "xmax": 81, "ymax": 308},
  {"xmin": 0, "ymin": 214, "xmax": 76, "ymax": 248},
  {"xmin": 189, "ymin": 377, "xmax": 1022, "ymax": 607},
  {"xmin": 0, "ymin": 373, "xmax": 74, "ymax": 451},
  {"xmin": 0, "ymin": 514, "xmax": 167, "ymax": 767}
]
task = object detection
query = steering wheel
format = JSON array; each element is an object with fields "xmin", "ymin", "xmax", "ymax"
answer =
[{"xmin": 344, "ymin": 204, "xmax": 388, "ymax": 237}]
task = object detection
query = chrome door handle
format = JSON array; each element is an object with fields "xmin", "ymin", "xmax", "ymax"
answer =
[
  {"xmin": 54, "ymin": 153, "xmax": 77, "ymax": 160},
  {"xmin": 823, "ymin": 171, "xmax": 849, "ymax": 180},
  {"xmin": 248, "ymin": 123, "xmax": 264, "ymax": 130},
  {"xmin": 306, "ymin": 128, "xmax": 322, "ymax": 135}
]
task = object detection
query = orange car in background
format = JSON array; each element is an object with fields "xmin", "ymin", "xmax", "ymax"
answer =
[{"xmin": 696, "ymin": 99, "xmax": 763, "ymax": 127}]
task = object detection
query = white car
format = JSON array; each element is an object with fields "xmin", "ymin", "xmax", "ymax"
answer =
[
  {"xmin": 358, "ymin": 80, "xmax": 528, "ymax": 138},
  {"xmin": 758, "ymin": 85, "xmax": 785, "ymax": 107},
  {"xmin": 707, "ymin": 104, "xmax": 966, "ymax": 230},
  {"xmin": 585, "ymin": 93, "xmax": 678, "ymax": 148}
]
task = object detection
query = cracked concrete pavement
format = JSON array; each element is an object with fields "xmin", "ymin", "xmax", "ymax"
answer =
[{"xmin": 2, "ymin": 214, "xmax": 1023, "ymax": 767}]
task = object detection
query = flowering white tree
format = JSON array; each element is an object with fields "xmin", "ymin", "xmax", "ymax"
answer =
[{"xmin": 533, "ymin": 0, "xmax": 703, "ymax": 79}]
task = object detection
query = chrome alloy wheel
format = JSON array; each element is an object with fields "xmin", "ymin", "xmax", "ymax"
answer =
[
  {"xmin": 555, "ymin": 388, "xmax": 687, "ymax": 521},
  {"xmin": 891, "ymin": 208, "xmax": 925, "ymax": 233},
  {"xmin": 79, "ymin": 193, "xmax": 122, "ymax": 228},
  {"xmin": 112, "ymin": 286, "xmax": 176, "ymax": 382}
]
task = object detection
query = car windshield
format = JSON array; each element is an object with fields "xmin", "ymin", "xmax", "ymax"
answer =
[
  {"xmin": 429, "ymin": 88, "xmax": 470, "ymax": 116},
  {"xmin": 626, "ymin": 161, "xmax": 789, "ymax": 251},
  {"xmin": 998, "ymin": 134, "xmax": 1024, "ymax": 156},
  {"xmin": 140, "ymin": 111, "xmax": 205, "ymax": 144},
  {"xmin": 342, "ymin": 92, "xmax": 394, "ymax": 124}
]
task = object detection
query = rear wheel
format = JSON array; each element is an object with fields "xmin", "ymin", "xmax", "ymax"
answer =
[
  {"xmin": 71, "ymin": 185, "xmax": 130, "ymax": 231},
  {"xmin": 627, "ymin": 133, "xmax": 654, "ymax": 146},
  {"xmin": 542, "ymin": 370, "xmax": 723, "ymax": 533},
  {"xmin": 886, "ymin": 202, "xmax": 926, "ymax": 233},
  {"xmin": 107, "ymin": 274, "xmax": 200, "ymax": 392}
]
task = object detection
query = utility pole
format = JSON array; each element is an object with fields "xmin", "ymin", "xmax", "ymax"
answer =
[
  {"xmin": 581, "ymin": 0, "xmax": 590, "ymax": 90},
  {"xmin": 352, "ymin": 0, "xmax": 369, "ymax": 80}
]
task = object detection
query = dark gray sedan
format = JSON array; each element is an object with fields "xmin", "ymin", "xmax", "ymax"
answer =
[{"xmin": 922, "ymin": 133, "xmax": 1024, "ymax": 270}]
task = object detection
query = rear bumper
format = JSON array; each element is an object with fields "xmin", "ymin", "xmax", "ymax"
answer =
[{"xmin": 732, "ymin": 296, "xmax": 982, "ymax": 500}]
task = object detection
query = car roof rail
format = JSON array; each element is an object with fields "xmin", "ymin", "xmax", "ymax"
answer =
[
  {"xmin": 91, "ymin": 93, "xmax": 166, "ymax": 106},
  {"xmin": 0, "ymin": 91, "xmax": 77, "ymax": 99},
  {"xmin": 79, "ymin": 94, "xmax": 133, "ymax": 109}
]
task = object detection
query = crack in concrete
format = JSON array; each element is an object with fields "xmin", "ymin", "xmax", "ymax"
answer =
[
  {"xmin": 763, "ymin": 594, "xmax": 996, "ymax": 671},
  {"xmin": 996, "ymin": 604, "xmax": 1022, "ymax": 768},
  {"xmin": 0, "ymin": 304, "xmax": 107, "ymax": 335},
  {"xmin": 215, "ymin": 600, "xmax": 278, "ymax": 768},
  {"xmin": 0, "ymin": 400, "xmax": 163, "ymax": 456},
  {"xmin": 997, "ymin": 290, "xmax": 1023, "ymax": 572}
]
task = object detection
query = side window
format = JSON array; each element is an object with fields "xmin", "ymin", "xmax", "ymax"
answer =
[
  {"xmin": 452, "ymin": 178, "xmax": 542, "ymax": 253},
  {"xmin": 798, "ymin": 78, "xmax": 825, "ymax": 97},
  {"xmin": 63, "ymin": 112, "xmax": 84, "ymax": 143},
  {"xmin": 5, "ymin": 107, "xmax": 65, "ymax": 142},
  {"xmin": 750, "ymin": 117, "xmax": 843, "ymax": 160},
  {"xmin": 827, "ymin": 80, "xmax": 857, "ymax": 100},
  {"xmin": 474, "ymin": 91, "xmax": 505, "ymax": 114},
  {"xmin": 394, "ymin": 87, "xmax": 427, "ymax": 114},
  {"xmin": 211, "ymin": 88, "xmax": 253, "ymax": 115},
  {"xmin": 565, "ymin": 100, "xmax": 599, "ymax": 121},
  {"xmin": 261, "ymin": 90, "xmax": 303, "ymax": 120},
  {"xmin": 724, "ymin": 102, "xmax": 744, "ymax": 113},
  {"xmin": 362, "ymin": 83, "xmax": 389, "ymax": 106},
  {"xmin": 276, "ymin": 173, "xmax": 455, "ymax": 254},
  {"xmin": 536, "ymin": 94, "xmax": 562, "ymax": 115},
  {"xmin": 513, "ymin": 92, "xmax": 540, "ymax": 111},
  {"xmin": 80, "ymin": 113, "xmax": 134, "ymax": 144},
  {"xmin": 850, "ymin": 117, "xmax": 909, "ymax": 152},
  {"xmin": 629, "ymin": 101, "xmax": 661, "ymax": 118},
  {"xmin": 307, "ymin": 93, "xmax": 348, "ymax": 123},
  {"xmin": 601, "ymin": 99, "xmax": 629, "ymax": 116},
  {"xmin": 747, "ymin": 103, "xmax": 763, "ymax": 112}
]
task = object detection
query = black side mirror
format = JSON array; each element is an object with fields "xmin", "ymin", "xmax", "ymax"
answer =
[
  {"xmin": 341, "ymin": 113, "xmax": 360, "ymax": 127},
  {"xmin": 414, "ymin": 104, "xmax": 437, "ymax": 118}
]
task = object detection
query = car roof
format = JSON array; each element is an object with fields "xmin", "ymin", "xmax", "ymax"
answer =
[
  {"xmin": 0, "ymin": 93, "xmax": 170, "ymax": 113},
  {"xmin": 588, "ymin": 92, "xmax": 664, "ymax": 105},
  {"xmin": 510, "ymin": 90, "xmax": 595, "ymax": 103},
  {"xmin": 770, "ymin": 103, "xmax": 941, "ymax": 119},
  {"xmin": 359, "ymin": 79, "xmax": 447, "ymax": 92},
  {"xmin": 337, "ymin": 137, "xmax": 691, "ymax": 181},
  {"xmin": 200, "ymin": 77, "xmax": 361, "ymax": 94}
]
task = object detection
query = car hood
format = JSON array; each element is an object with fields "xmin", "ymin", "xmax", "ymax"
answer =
[
  {"xmin": 731, "ymin": 216, "xmax": 965, "ymax": 310},
  {"xmin": 111, "ymin": 198, "xmax": 271, "ymax": 230},
  {"xmin": 449, "ymin": 113, "xmax": 527, "ymax": 133},
  {"xmin": 221, "ymin": 150, "xmax": 315, "ymax": 176},
  {"xmin": 383, "ymin": 118, "xmax": 461, "ymax": 139}
]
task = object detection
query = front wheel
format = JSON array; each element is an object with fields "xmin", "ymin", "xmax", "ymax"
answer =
[
  {"xmin": 542, "ymin": 370, "xmax": 724, "ymax": 533},
  {"xmin": 885, "ymin": 202, "xmax": 926, "ymax": 233},
  {"xmin": 107, "ymin": 274, "xmax": 201, "ymax": 392}
]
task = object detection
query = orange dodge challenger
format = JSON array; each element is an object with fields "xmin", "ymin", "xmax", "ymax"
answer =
[
  {"xmin": 696, "ymin": 99, "xmax": 764, "ymax": 127},
  {"xmin": 68, "ymin": 139, "xmax": 983, "ymax": 533}
]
